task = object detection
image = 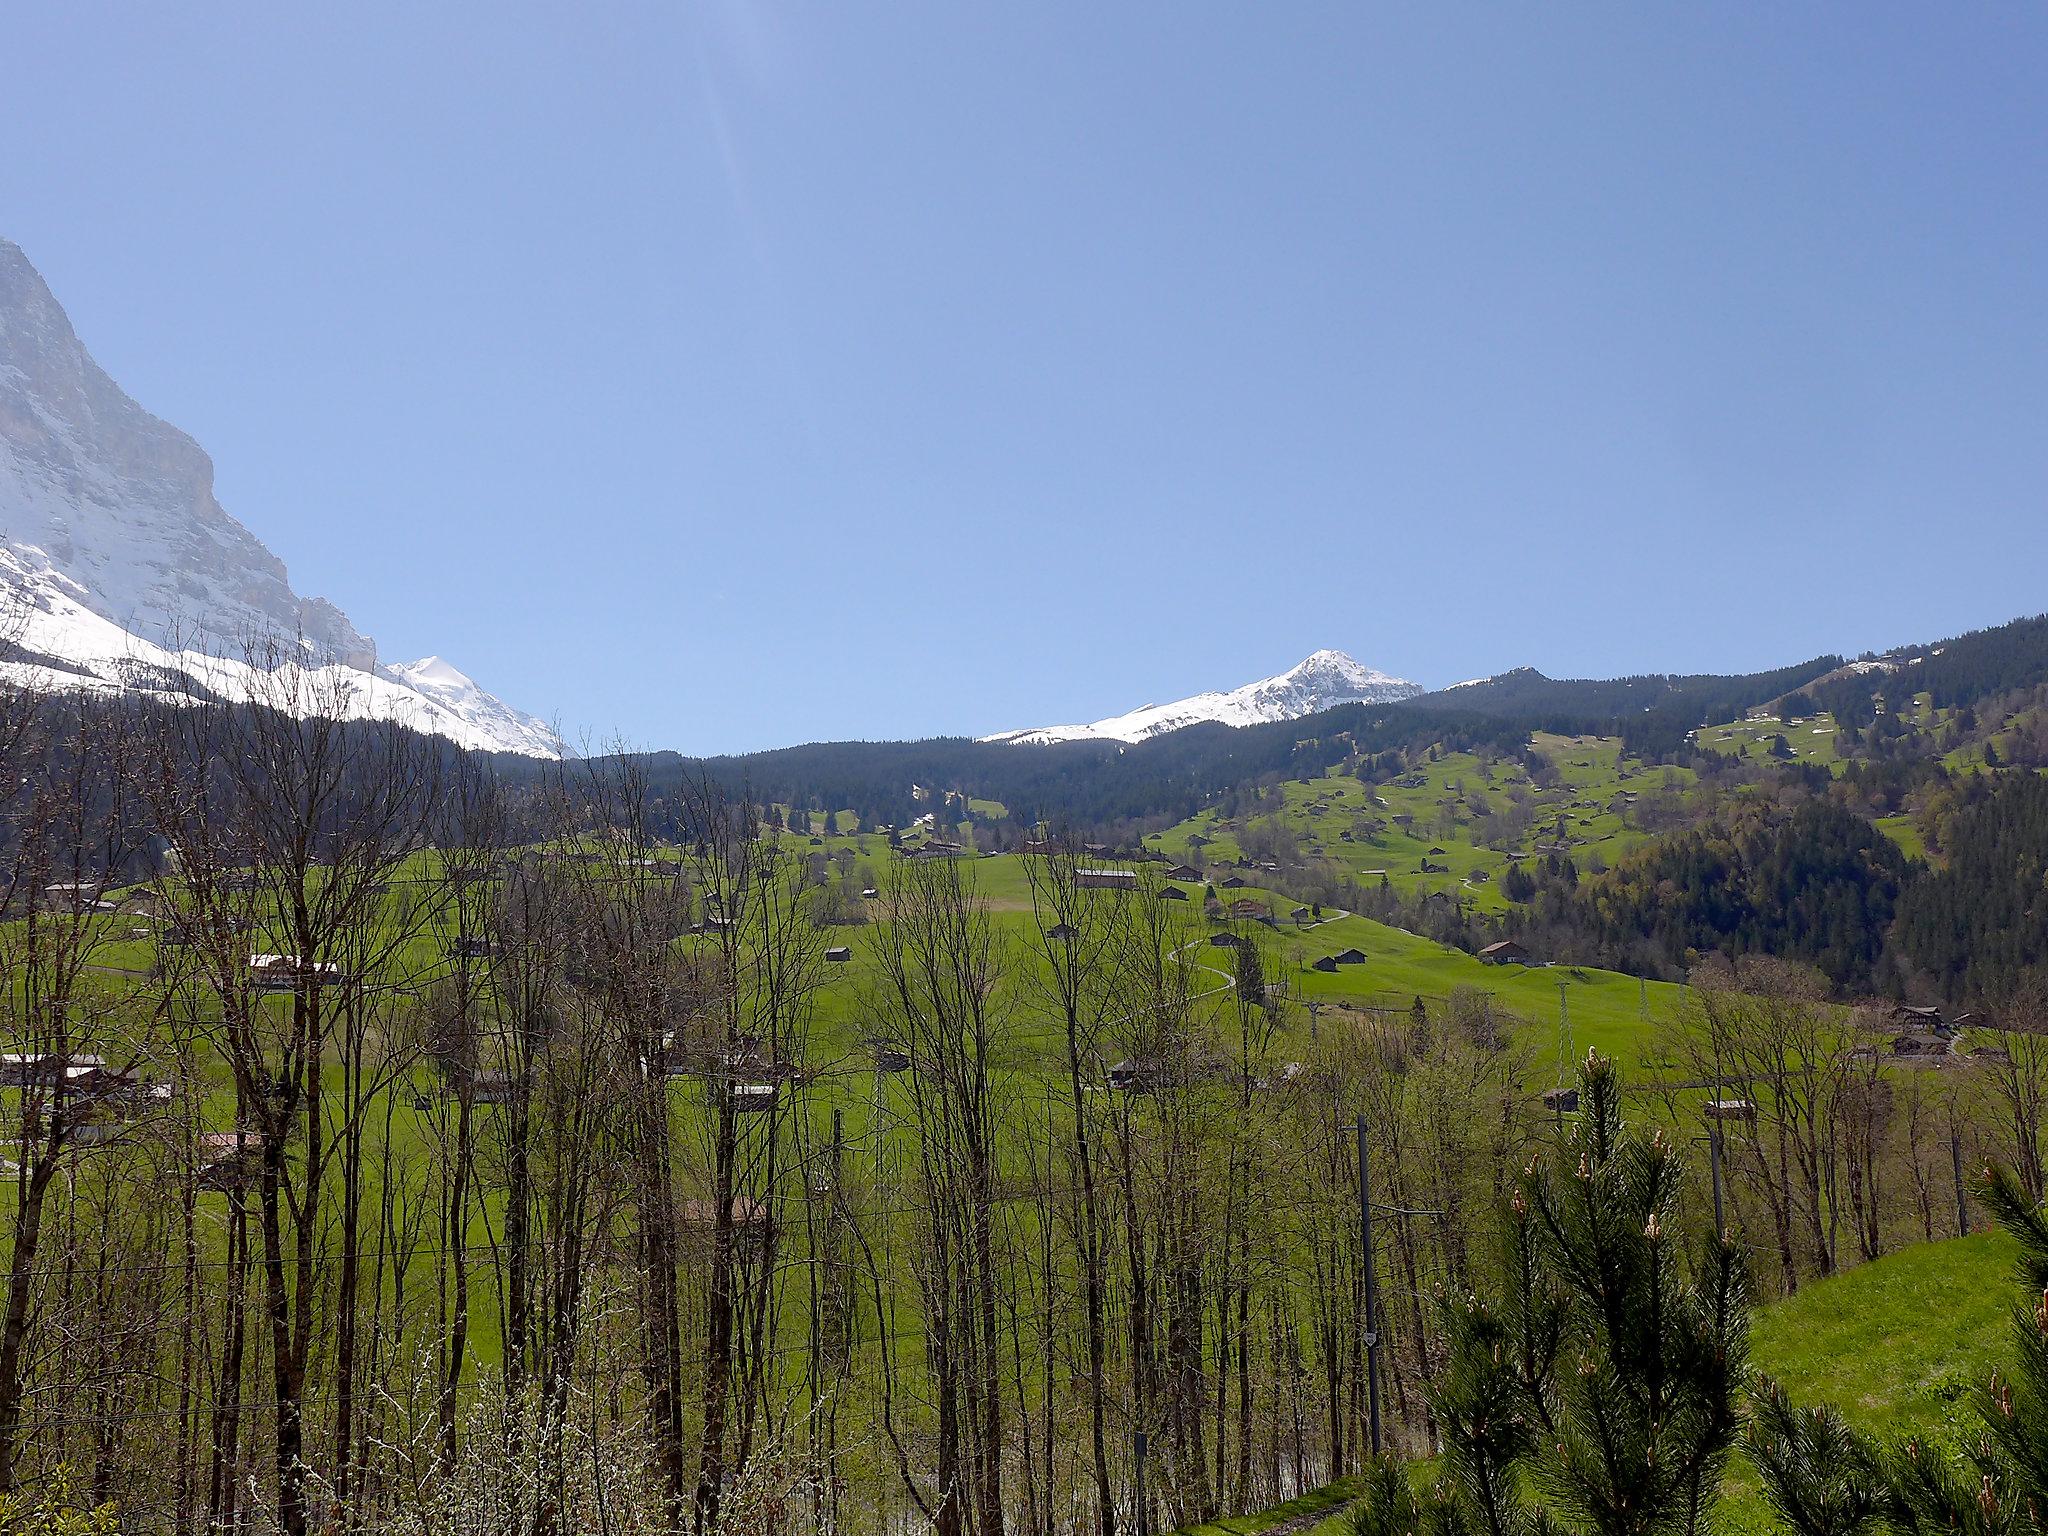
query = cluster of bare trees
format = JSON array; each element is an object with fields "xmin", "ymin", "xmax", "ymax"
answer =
[
  {"xmin": 1660, "ymin": 954, "xmax": 2040, "ymax": 1295},
  {"xmin": 8, "ymin": 658, "xmax": 2034, "ymax": 1535},
  {"xmin": 0, "ymin": 663, "xmax": 1583, "ymax": 1535}
]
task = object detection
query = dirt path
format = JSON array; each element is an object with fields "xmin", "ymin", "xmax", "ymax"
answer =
[{"xmin": 1261, "ymin": 1500, "xmax": 1355, "ymax": 1535}]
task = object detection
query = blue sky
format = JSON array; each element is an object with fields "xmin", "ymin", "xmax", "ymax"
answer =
[{"xmin": 4, "ymin": 5, "xmax": 2044, "ymax": 752}]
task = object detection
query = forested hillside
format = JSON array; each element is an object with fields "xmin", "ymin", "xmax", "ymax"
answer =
[
  {"xmin": 1509, "ymin": 799, "xmax": 1909, "ymax": 988},
  {"xmin": 1890, "ymin": 772, "xmax": 2048, "ymax": 1002}
]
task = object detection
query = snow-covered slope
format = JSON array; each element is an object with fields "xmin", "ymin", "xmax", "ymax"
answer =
[
  {"xmin": 0, "ymin": 551, "xmax": 561, "ymax": 756},
  {"xmin": 983, "ymin": 649, "xmax": 1423, "ymax": 745},
  {"xmin": 0, "ymin": 236, "xmax": 562, "ymax": 757},
  {"xmin": 385, "ymin": 656, "xmax": 562, "ymax": 758}
]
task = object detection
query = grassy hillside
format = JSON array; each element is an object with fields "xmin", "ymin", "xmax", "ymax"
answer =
[
  {"xmin": 1748, "ymin": 1229, "xmax": 2013, "ymax": 1442},
  {"xmin": 1208, "ymin": 1230, "xmax": 2017, "ymax": 1536},
  {"xmin": 1140, "ymin": 733, "xmax": 1692, "ymax": 916}
]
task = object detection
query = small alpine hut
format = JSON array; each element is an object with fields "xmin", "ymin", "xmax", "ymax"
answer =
[
  {"xmin": 195, "ymin": 1131, "xmax": 261, "ymax": 1193},
  {"xmin": 680, "ymin": 1196, "xmax": 773, "ymax": 1252},
  {"xmin": 248, "ymin": 954, "xmax": 347, "ymax": 991},
  {"xmin": 1478, "ymin": 940, "xmax": 1532, "ymax": 967},
  {"xmin": 1107, "ymin": 1058, "xmax": 1164, "ymax": 1095},
  {"xmin": 825, "ymin": 945, "xmax": 853, "ymax": 963},
  {"xmin": 1542, "ymin": 1086, "xmax": 1580, "ymax": 1116},
  {"xmin": 1076, "ymin": 869, "xmax": 1137, "ymax": 892},
  {"xmin": 866, "ymin": 1039, "xmax": 911, "ymax": 1074}
]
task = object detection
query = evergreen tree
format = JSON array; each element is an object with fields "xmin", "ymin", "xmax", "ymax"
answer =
[
  {"xmin": 1350, "ymin": 1051, "xmax": 1747, "ymax": 1536},
  {"xmin": 1743, "ymin": 1381, "xmax": 1886, "ymax": 1536}
]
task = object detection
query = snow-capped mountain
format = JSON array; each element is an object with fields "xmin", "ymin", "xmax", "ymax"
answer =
[
  {"xmin": 0, "ymin": 236, "xmax": 562, "ymax": 757},
  {"xmin": 983, "ymin": 649, "xmax": 1423, "ymax": 745}
]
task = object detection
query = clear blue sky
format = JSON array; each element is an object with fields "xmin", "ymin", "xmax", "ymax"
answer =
[{"xmin": 5, "ymin": 5, "xmax": 2044, "ymax": 752}]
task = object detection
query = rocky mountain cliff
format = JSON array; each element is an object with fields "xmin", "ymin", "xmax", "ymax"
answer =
[{"xmin": 0, "ymin": 238, "xmax": 562, "ymax": 756}]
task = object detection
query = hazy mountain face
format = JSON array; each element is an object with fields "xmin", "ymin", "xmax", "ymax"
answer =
[
  {"xmin": 0, "ymin": 239, "xmax": 373, "ymax": 664},
  {"xmin": 983, "ymin": 648, "xmax": 1424, "ymax": 745},
  {"xmin": 0, "ymin": 237, "xmax": 562, "ymax": 757}
]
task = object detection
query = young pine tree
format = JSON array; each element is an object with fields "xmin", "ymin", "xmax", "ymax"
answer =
[
  {"xmin": 1350, "ymin": 1050, "xmax": 1748, "ymax": 1536},
  {"xmin": 1743, "ymin": 1381, "xmax": 1887, "ymax": 1536}
]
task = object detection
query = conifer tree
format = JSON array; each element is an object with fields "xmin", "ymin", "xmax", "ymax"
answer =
[
  {"xmin": 1743, "ymin": 1381, "xmax": 1886, "ymax": 1536},
  {"xmin": 1350, "ymin": 1050, "xmax": 1748, "ymax": 1536}
]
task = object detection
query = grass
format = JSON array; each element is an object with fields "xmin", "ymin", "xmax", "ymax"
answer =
[
  {"xmin": 1747, "ymin": 1229, "xmax": 2015, "ymax": 1441},
  {"xmin": 1718, "ymin": 1229, "xmax": 2017, "ymax": 1529}
]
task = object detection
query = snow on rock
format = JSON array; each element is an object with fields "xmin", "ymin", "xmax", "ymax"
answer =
[
  {"xmin": 0, "ymin": 236, "xmax": 563, "ymax": 757},
  {"xmin": 984, "ymin": 649, "xmax": 1422, "ymax": 746}
]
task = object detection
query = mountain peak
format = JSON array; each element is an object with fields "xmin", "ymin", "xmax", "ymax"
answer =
[{"xmin": 983, "ymin": 649, "xmax": 1423, "ymax": 746}]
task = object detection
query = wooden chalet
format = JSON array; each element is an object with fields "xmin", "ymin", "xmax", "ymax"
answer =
[
  {"xmin": 1892, "ymin": 1004, "xmax": 1952, "ymax": 1035},
  {"xmin": 1332, "ymin": 948, "xmax": 1368, "ymax": 966},
  {"xmin": 248, "ymin": 954, "xmax": 347, "ymax": 991},
  {"xmin": 866, "ymin": 1040, "xmax": 911, "ymax": 1074},
  {"xmin": 825, "ymin": 946, "xmax": 853, "ymax": 963},
  {"xmin": 1076, "ymin": 869, "xmax": 1137, "ymax": 891},
  {"xmin": 1107, "ymin": 1058, "xmax": 1164, "ymax": 1095},
  {"xmin": 41, "ymin": 881, "xmax": 115, "ymax": 912},
  {"xmin": 195, "ymin": 1132, "xmax": 261, "ymax": 1193},
  {"xmin": 1165, "ymin": 864, "xmax": 1202, "ymax": 882},
  {"xmin": 0, "ymin": 1052, "xmax": 105, "ymax": 1088},
  {"xmin": 680, "ymin": 1196, "xmax": 774, "ymax": 1253},
  {"xmin": 1478, "ymin": 940, "xmax": 1532, "ymax": 966},
  {"xmin": 1311, "ymin": 956, "xmax": 1339, "ymax": 974},
  {"xmin": 1157, "ymin": 886, "xmax": 1189, "ymax": 901}
]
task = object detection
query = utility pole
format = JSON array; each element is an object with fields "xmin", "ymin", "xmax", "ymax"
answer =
[
  {"xmin": 1558, "ymin": 977, "xmax": 1573, "ymax": 1086},
  {"xmin": 1708, "ymin": 1115, "xmax": 1725, "ymax": 1234},
  {"xmin": 1952, "ymin": 1124, "xmax": 1971, "ymax": 1237},
  {"xmin": 1355, "ymin": 1116, "xmax": 1383, "ymax": 1458}
]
